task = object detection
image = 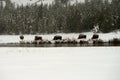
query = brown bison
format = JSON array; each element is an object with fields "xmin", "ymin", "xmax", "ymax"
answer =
[
  {"xmin": 53, "ymin": 35, "xmax": 62, "ymax": 40},
  {"xmin": 34, "ymin": 36, "xmax": 42, "ymax": 41},
  {"xmin": 79, "ymin": 40, "xmax": 88, "ymax": 44},
  {"xmin": 92, "ymin": 34, "xmax": 99, "ymax": 39},
  {"xmin": 78, "ymin": 34, "xmax": 86, "ymax": 39},
  {"xmin": 20, "ymin": 35, "xmax": 24, "ymax": 40},
  {"xmin": 109, "ymin": 38, "xmax": 120, "ymax": 44},
  {"xmin": 93, "ymin": 39, "xmax": 104, "ymax": 44}
]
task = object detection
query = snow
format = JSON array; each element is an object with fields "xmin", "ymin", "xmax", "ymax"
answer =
[
  {"xmin": 11, "ymin": 0, "xmax": 54, "ymax": 6},
  {"xmin": 10, "ymin": 0, "xmax": 85, "ymax": 6},
  {"xmin": 0, "ymin": 32, "xmax": 120, "ymax": 44},
  {"xmin": 0, "ymin": 47, "xmax": 120, "ymax": 80}
]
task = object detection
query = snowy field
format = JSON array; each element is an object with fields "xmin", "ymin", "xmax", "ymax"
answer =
[
  {"xmin": 0, "ymin": 32, "xmax": 120, "ymax": 44},
  {"xmin": 0, "ymin": 47, "xmax": 120, "ymax": 80}
]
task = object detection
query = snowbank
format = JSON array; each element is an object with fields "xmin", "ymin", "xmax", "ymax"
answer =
[
  {"xmin": 11, "ymin": 0, "xmax": 85, "ymax": 6},
  {"xmin": 0, "ymin": 47, "xmax": 120, "ymax": 80},
  {"xmin": 11, "ymin": 0, "xmax": 54, "ymax": 6},
  {"xmin": 0, "ymin": 32, "xmax": 120, "ymax": 44}
]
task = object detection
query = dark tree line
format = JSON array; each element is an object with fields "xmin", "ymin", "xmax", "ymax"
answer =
[{"xmin": 0, "ymin": 0, "xmax": 120, "ymax": 34}]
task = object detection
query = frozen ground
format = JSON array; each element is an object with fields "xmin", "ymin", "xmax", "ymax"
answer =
[
  {"xmin": 0, "ymin": 47, "xmax": 120, "ymax": 80},
  {"xmin": 0, "ymin": 32, "xmax": 120, "ymax": 44}
]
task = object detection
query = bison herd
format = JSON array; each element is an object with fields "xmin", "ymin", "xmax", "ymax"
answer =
[{"xmin": 20, "ymin": 34, "xmax": 120, "ymax": 45}]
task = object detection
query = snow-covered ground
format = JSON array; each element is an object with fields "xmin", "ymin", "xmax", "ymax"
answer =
[
  {"xmin": 0, "ymin": 47, "xmax": 120, "ymax": 80},
  {"xmin": 11, "ymin": 0, "xmax": 54, "ymax": 6},
  {"xmin": 11, "ymin": 0, "xmax": 85, "ymax": 6},
  {"xmin": 0, "ymin": 32, "xmax": 120, "ymax": 44}
]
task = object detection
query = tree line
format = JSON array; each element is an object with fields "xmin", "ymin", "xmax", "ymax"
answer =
[{"xmin": 0, "ymin": 0, "xmax": 120, "ymax": 34}]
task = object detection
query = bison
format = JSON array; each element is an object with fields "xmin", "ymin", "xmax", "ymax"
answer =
[
  {"xmin": 20, "ymin": 35, "xmax": 24, "ymax": 40},
  {"xmin": 79, "ymin": 40, "xmax": 88, "ymax": 44},
  {"xmin": 93, "ymin": 39, "xmax": 104, "ymax": 44},
  {"xmin": 109, "ymin": 38, "xmax": 120, "ymax": 44},
  {"xmin": 53, "ymin": 35, "xmax": 62, "ymax": 40},
  {"xmin": 92, "ymin": 34, "xmax": 99, "ymax": 40},
  {"xmin": 34, "ymin": 36, "xmax": 42, "ymax": 41},
  {"xmin": 78, "ymin": 34, "xmax": 86, "ymax": 39}
]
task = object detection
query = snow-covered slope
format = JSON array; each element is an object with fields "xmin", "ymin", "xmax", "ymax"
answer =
[{"xmin": 0, "ymin": 32, "xmax": 120, "ymax": 44}]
